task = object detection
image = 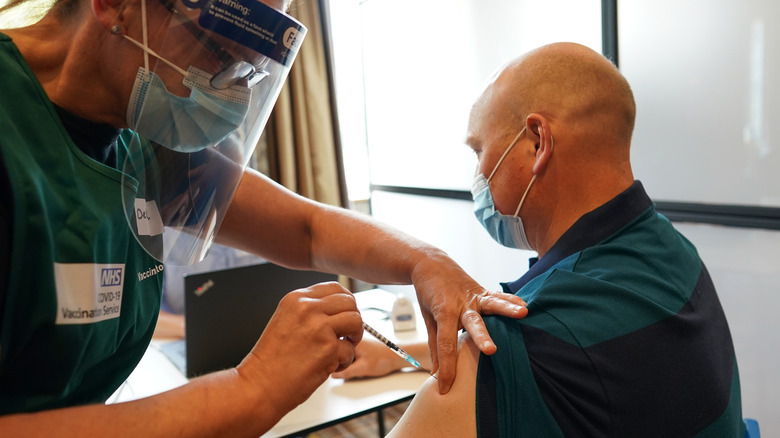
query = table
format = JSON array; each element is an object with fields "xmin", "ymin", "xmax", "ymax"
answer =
[{"xmin": 109, "ymin": 288, "xmax": 430, "ymax": 437}]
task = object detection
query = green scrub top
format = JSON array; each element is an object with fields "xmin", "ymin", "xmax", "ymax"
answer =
[{"xmin": 0, "ymin": 33, "xmax": 163, "ymax": 414}]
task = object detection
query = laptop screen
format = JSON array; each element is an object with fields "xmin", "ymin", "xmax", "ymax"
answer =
[{"xmin": 180, "ymin": 262, "xmax": 338, "ymax": 378}]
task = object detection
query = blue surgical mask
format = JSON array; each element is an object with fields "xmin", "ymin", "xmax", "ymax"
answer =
[
  {"xmin": 126, "ymin": 66, "xmax": 251, "ymax": 153},
  {"xmin": 471, "ymin": 126, "xmax": 537, "ymax": 250}
]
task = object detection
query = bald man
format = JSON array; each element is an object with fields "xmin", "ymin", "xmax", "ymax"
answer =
[{"xmin": 385, "ymin": 43, "xmax": 744, "ymax": 437}]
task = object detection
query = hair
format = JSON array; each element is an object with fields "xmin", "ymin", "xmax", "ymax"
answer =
[
  {"xmin": 0, "ymin": 0, "xmax": 77, "ymax": 25},
  {"xmin": 0, "ymin": 0, "xmax": 29, "ymax": 14}
]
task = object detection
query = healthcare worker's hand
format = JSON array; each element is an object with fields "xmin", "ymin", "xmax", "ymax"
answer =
[
  {"xmin": 236, "ymin": 281, "xmax": 362, "ymax": 420},
  {"xmin": 411, "ymin": 252, "xmax": 528, "ymax": 394}
]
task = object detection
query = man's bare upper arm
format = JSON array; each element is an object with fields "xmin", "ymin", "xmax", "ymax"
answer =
[{"xmin": 387, "ymin": 334, "xmax": 481, "ymax": 437}]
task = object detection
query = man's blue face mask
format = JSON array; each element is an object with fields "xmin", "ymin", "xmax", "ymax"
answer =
[{"xmin": 471, "ymin": 126, "xmax": 542, "ymax": 251}]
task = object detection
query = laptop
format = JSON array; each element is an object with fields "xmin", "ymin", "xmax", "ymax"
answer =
[{"xmin": 161, "ymin": 262, "xmax": 337, "ymax": 378}]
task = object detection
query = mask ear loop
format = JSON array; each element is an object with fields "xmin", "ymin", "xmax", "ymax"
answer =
[
  {"xmin": 513, "ymin": 175, "xmax": 536, "ymax": 217},
  {"xmin": 119, "ymin": 0, "xmax": 189, "ymax": 78},
  {"xmin": 487, "ymin": 126, "xmax": 527, "ymax": 183},
  {"xmin": 141, "ymin": 0, "xmax": 149, "ymax": 79},
  {"xmin": 513, "ymin": 132, "xmax": 553, "ymax": 217}
]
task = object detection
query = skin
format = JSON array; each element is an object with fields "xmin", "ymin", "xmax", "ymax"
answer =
[
  {"xmin": 373, "ymin": 42, "xmax": 638, "ymax": 436},
  {"xmin": 387, "ymin": 334, "xmax": 480, "ymax": 438},
  {"xmin": 153, "ymin": 309, "xmax": 185, "ymax": 339},
  {"xmin": 0, "ymin": 0, "xmax": 528, "ymax": 435}
]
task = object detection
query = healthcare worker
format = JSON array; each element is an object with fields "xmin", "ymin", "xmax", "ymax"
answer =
[{"xmin": 0, "ymin": 0, "xmax": 527, "ymax": 434}]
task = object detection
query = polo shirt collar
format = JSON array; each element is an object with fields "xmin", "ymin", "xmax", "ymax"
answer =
[{"xmin": 502, "ymin": 180, "xmax": 653, "ymax": 293}]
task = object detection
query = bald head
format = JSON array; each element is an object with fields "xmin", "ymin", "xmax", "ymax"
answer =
[
  {"xmin": 471, "ymin": 42, "xmax": 636, "ymax": 150},
  {"xmin": 466, "ymin": 43, "xmax": 637, "ymax": 255}
]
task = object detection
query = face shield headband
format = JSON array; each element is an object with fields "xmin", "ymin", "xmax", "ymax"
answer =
[{"xmin": 119, "ymin": 0, "xmax": 307, "ymax": 265}]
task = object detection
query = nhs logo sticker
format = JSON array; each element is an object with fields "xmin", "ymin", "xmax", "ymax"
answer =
[
  {"xmin": 54, "ymin": 263, "xmax": 125, "ymax": 325},
  {"xmin": 101, "ymin": 268, "xmax": 123, "ymax": 287}
]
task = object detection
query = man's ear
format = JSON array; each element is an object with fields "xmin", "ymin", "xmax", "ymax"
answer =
[
  {"xmin": 91, "ymin": 0, "xmax": 126, "ymax": 32},
  {"xmin": 526, "ymin": 113, "xmax": 553, "ymax": 176}
]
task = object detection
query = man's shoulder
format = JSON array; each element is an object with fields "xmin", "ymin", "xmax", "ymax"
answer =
[{"xmin": 386, "ymin": 334, "xmax": 481, "ymax": 437}]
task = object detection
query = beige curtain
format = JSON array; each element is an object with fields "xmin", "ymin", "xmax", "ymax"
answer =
[{"xmin": 262, "ymin": 0, "xmax": 346, "ymax": 208}]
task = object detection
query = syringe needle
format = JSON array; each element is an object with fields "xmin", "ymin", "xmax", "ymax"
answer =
[
  {"xmin": 403, "ymin": 355, "xmax": 436, "ymax": 378},
  {"xmin": 362, "ymin": 322, "xmax": 436, "ymax": 379}
]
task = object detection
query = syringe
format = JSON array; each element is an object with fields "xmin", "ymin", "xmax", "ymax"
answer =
[{"xmin": 362, "ymin": 322, "xmax": 436, "ymax": 378}]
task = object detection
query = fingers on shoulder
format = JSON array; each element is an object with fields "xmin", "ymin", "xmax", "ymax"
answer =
[{"xmin": 478, "ymin": 291, "xmax": 527, "ymax": 315}]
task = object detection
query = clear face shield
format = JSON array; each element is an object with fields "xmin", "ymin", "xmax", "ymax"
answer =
[{"xmin": 120, "ymin": 0, "xmax": 306, "ymax": 265}]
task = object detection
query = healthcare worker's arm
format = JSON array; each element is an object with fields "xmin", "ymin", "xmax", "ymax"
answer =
[
  {"xmin": 387, "ymin": 333, "xmax": 480, "ymax": 437},
  {"xmin": 217, "ymin": 168, "xmax": 528, "ymax": 393},
  {"xmin": 0, "ymin": 283, "xmax": 362, "ymax": 437}
]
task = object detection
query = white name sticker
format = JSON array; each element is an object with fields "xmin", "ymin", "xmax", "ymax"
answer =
[
  {"xmin": 54, "ymin": 263, "xmax": 125, "ymax": 325},
  {"xmin": 134, "ymin": 199, "xmax": 164, "ymax": 236}
]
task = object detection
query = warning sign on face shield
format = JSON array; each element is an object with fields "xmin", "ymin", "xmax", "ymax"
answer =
[{"xmin": 181, "ymin": 0, "xmax": 307, "ymax": 66}]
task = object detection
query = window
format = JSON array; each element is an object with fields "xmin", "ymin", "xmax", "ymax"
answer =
[
  {"xmin": 620, "ymin": 0, "xmax": 780, "ymax": 208},
  {"xmin": 328, "ymin": 0, "xmax": 602, "ymax": 295},
  {"xmin": 329, "ymin": 0, "xmax": 602, "ymax": 201}
]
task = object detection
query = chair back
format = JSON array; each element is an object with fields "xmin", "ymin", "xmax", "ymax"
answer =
[{"xmin": 744, "ymin": 418, "xmax": 760, "ymax": 438}]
